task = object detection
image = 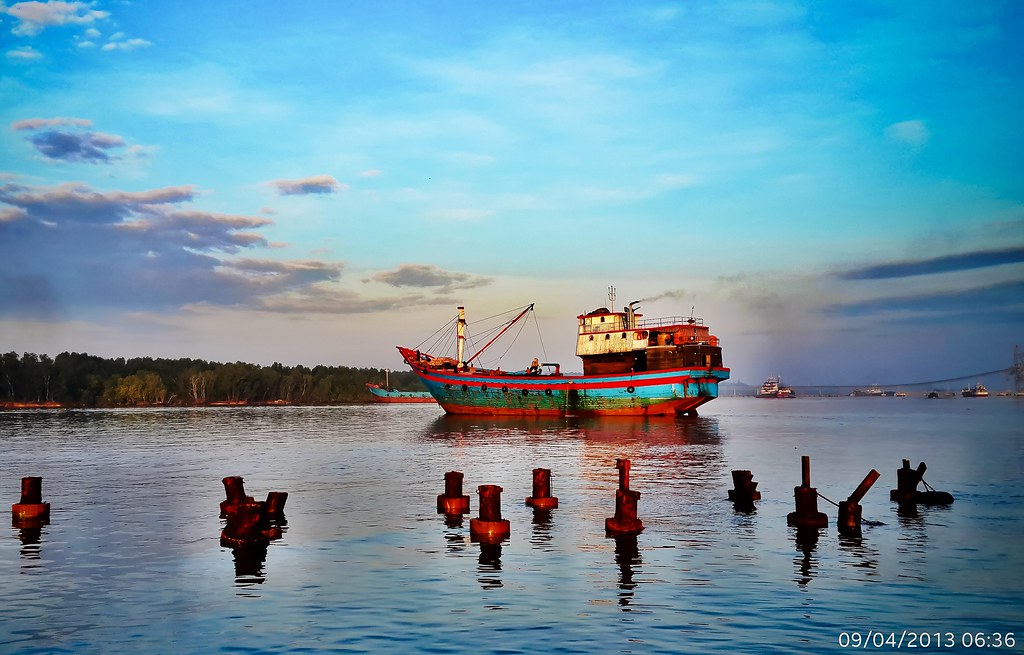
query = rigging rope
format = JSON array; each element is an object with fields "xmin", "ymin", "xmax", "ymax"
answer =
[{"xmin": 531, "ymin": 309, "xmax": 549, "ymax": 363}]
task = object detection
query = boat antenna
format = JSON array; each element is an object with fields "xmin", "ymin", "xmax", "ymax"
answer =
[
  {"xmin": 688, "ymin": 305, "xmax": 695, "ymax": 324},
  {"xmin": 608, "ymin": 285, "xmax": 616, "ymax": 307}
]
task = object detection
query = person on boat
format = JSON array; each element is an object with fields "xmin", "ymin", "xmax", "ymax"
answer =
[{"xmin": 528, "ymin": 358, "xmax": 541, "ymax": 375}]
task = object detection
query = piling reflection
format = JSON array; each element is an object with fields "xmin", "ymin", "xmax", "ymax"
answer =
[
  {"xmin": 442, "ymin": 512, "xmax": 465, "ymax": 529},
  {"xmin": 613, "ymin": 535, "xmax": 641, "ymax": 609},
  {"xmin": 838, "ymin": 533, "xmax": 879, "ymax": 577},
  {"xmin": 477, "ymin": 542, "xmax": 503, "ymax": 589},
  {"xmin": 894, "ymin": 505, "xmax": 933, "ymax": 582},
  {"xmin": 230, "ymin": 542, "xmax": 269, "ymax": 585},
  {"xmin": 443, "ymin": 526, "xmax": 468, "ymax": 554},
  {"xmin": 530, "ymin": 508, "xmax": 554, "ymax": 550},
  {"xmin": 793, "ymin": 527, "xmax": 820, "ymax": 587},
  {"xmin": 14, "ymin": 518, "xmax": 46, "ymax": 561}
]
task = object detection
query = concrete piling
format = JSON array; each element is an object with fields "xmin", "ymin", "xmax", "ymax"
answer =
[
  {"xmin": 605, "ymin": 458, "xmax": 644, "ymax": 537},
  {"xmin": 787, "ymin": 456, "xmax": 828, "ymax": 529},
  {"xmin": 469, "ymin": 485, "xmax": 510, "ymax": 543},
  {"xmin": 525, "ymin": 468, "xmax": 558, "ymax": 510}
]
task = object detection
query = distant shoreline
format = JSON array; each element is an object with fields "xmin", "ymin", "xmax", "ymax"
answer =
[{"xmin": 0, "ymin": 400, "xmax": 378, "ymax": 411}]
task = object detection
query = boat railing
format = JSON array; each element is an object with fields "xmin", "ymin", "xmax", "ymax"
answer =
[
  {"xmin": 578, "ymin": 315, "xmax": 705, "ymax": 334},
  {"xmin": 638, "ymin": 316, "xmax": 705, "ymax": 329}
]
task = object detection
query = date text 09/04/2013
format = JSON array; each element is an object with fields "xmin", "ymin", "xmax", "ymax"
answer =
[{"xmin": 838, "ymin": 631, "xmax": 1016, "ymax": 649}]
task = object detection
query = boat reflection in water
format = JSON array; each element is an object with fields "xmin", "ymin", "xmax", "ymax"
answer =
[{"xmin": 422, "ymin": 413, "xmax": 722, "ymax": 446}]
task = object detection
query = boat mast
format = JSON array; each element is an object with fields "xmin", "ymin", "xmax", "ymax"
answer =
[{"xmin": 456, "ymin": 306, "xmax": 466, "ymax": 369}]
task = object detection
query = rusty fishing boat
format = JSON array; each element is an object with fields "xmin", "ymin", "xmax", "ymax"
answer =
[
  {"xmin": 365, "ymin": 369, "xmax": 436, "ymax": 404},
  {"xmin": 397, "ymin": 298, "xmax": 729, "ymax": 417}
]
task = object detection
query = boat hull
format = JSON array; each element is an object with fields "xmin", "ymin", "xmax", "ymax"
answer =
[
  {"xmin": 366, "ymin": 384, "xmax": 436, "ymax": 404},
  {"xmin": 410, "ymin": 367, "xmax": 730, "ymax": 417}
]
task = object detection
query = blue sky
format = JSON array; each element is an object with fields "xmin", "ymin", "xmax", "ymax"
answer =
[{"xmin": 1, "ymin": 0, "xmax": 1022, "ymax": 387}]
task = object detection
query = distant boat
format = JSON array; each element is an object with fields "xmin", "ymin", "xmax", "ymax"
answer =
[
  {"xmin": 756, "ymin": 376, "xmax": 795, "ymax": 398},
  {"xmin": 851, "ymin": 385, "xmax": 884, "ymax": 397},
  {"xmin": 894, "ymin": 391, "xmax": 908, "ymax": 397},
  {"xmin": 961, "ymin": 382, "xmax": 989, "ymax": 398},
  {"xmin": 366, "ymin": 369, "xmax": 436, "ymax": 404},
  {"xmin": 397, "ymin": 298, "xmax": 730, "ymax": 417}
]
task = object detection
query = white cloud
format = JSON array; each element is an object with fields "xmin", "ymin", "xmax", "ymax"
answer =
[
  {"xmin": 429, "ymin": 207, "xmax": 495, "ymax": 222},
  {"xmin": 101, "ymin": 38, "xmax": 151, "ymax": 52},
  {"xmin": 884, "ymin": 119, "xmax": 930, "ymax": 147},
  {"xmin": 6, "ymin": 45, "xmax": 42, "ymax": 60},
  {"xmin": 3, "ymin": 1, "xmax": 109, "ymax": 37},
  {"xmin": 654, "ymin": 173, "xmax": 699, "ymax": 190}
]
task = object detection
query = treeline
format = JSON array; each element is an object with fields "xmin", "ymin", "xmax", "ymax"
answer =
[{"xmin": 0, "ymin": 351, "xmax": 426, "ymax": 407}]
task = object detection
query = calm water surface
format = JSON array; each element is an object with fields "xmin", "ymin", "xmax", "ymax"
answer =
[{"xmin": 1, "ymin": 398, "xmax": 1022, "ymax": 654}]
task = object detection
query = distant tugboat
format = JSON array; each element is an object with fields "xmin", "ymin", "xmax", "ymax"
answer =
[
  {"xmin": 756, "ymin": 376, "xmax": 795, "ymax": 398},
  {"xmin": 961, "ymin": 382, "xmax": 989, "ymax": 398},
  {"xmin": 397, "ymin": 294, "xmax": 730, "ymax": 417}
]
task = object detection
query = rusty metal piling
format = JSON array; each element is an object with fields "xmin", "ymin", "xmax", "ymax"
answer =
[
  {"xmin": 437, "ymin": 471, "xmax": 471, "ymax": 515},
  {"xmin": 12, "ymin": 476, "xmax": 50, "ymax": 525},
  {"xmin": 838, "ymin": 469, "xmax": 880, "ymax": 536},
  {"xmin": 728, "ymin": 469, "xmax": 761, "ymax": 509},
  {"xmin": 787, "ymin": 456, "xmax": 828, "ymax": 529},
  {"xmin": 469, "ymin": 485, "xmax": 510, "ymax": 543},
  {"xmin": 526, "ymin": 468, "xmax": 558, "ymax": 510},
  {"xmin": 605, "ymin": 459, "xmax": 644, "ymax": 537}
]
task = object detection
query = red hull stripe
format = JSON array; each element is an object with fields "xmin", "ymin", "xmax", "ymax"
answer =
[{"xmin": 417, "ymin": 368, "xmax": 729, "ymax": 390}]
